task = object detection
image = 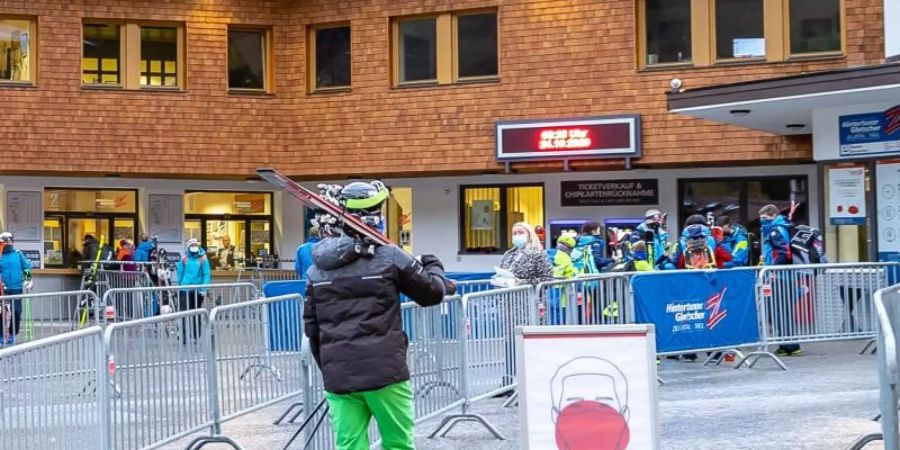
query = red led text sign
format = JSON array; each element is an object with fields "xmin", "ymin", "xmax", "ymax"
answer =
[{"xmin": 496, "ymin": 116, "xmax": 641, "ymax": 162}]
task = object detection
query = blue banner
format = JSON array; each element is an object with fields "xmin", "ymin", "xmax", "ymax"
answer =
[
  {"xmin": 262, "ymin": 280, "xmax": 306, "ymax": 352},
  {"xmin": 632, "ymin": 270, "xmax": 759, "ymax": 353},
  {"xmin": 839, "ymin": 105, "xmax": 900, "ymax": 157}
]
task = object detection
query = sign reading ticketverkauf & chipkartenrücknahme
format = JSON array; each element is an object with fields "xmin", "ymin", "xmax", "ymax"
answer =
[{"xmin": 561, "ymin": 179, "xmax": 659, "ymax": 207}]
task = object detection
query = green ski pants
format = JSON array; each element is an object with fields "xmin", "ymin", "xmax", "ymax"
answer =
[{"xmin": 325, "ymin": 380, "xmax": 414, "ymax": 450}]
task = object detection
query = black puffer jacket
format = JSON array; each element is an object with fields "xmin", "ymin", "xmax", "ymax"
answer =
[{"xmin": 304, "ymin": 236, "xmax": 448, "ymax": 394}]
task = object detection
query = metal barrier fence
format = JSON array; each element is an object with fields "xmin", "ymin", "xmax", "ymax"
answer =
[
  {"xmin": 3, "ymin": 290, "xmax": 102, "ymax": 343},
  {"xmin": 848, "ymin": 284, "xmax": 900, "ymax": 450},
  {"xmin": 535, "ymin": 274, "xmax": 631, "ymax": 326},
  {"xmin": 757, "ymin": 263, "xmax": 893, "ymax": 347},
  {"xmin": 100, "ymin": 283, "xmax": 259, "ymax": 324},
  {"xmin": 0, "ymin": 327, "xmax": 106, "ymax": 450},
  {"xmin": 236, "ymin": 268, "xmax": 300, "ymax": 291}
]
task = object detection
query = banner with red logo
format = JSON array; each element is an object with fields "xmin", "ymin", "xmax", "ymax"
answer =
[{"xmin": 632, "ymin": 270, "xmax": 759, "ymax": 353}]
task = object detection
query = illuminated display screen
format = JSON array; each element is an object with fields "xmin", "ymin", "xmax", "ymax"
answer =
[{"xmin": 496, "ymin": 116, "xmax": 640, "ymax": 161}]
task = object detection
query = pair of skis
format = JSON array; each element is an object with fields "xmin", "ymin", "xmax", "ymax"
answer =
[{"xmin": 77, "ymin": 235, "xmax": 107, "ymax": 328}]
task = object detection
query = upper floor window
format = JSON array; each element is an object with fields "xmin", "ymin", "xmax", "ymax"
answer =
[
  {"xmin": 0, "ymin": 17, "xmax": 35, "ymax": 84},
  {"xmin": 83, "ymin": 21, "xmax": 183, "ymax": 89},
  {"xmin": 789, "ymin": 0, "xmax": 842, "ymax": 55},
  {"xmin": 228, "ymin": 28, "xmax": 270, "ymax": 91},
  {"xmin": 309, "ymin": 24, "xmax": 351, "ymax": 91},
  {"xmin": 639, "ymin": 0, "xmax": 844, "ymax": 69},
  {"xmin": 644, "ymin": 0, "xmax": 692, "ymax": 65},
  {"xmin": 392, "ymin": 10, "xmax": 498, "ymax": 86},
  {"xmin": 83, "ymin": 24, "xmax": 121, "ymax": 85}
]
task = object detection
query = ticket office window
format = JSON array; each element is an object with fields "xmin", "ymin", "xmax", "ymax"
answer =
[
  {"xmin": 679, "ymin": 176, "xmax": 808, "ymax": 264},
  {"xmin": 43, "ymin": 189, "xmax": 138, "ymax": 268},
  {"xmin": 183, "ymin": 192, "xmax": 273, "ymax": 270}
]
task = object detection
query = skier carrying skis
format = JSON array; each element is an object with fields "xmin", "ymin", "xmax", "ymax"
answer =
[
  {"xmin": 303, "ymin": 180, "xmax": 453, "ymax": 450},
  {"xmin": 0, "ymin": 232, "xmax": 33, "ymax": 345}
]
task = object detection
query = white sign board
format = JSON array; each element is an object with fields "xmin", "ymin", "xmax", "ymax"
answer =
[
  {"xmin": 5, "ymin": 191, "xmax": 42, "ymax": 242},
  {"xmin": 828, "ymin": 166, "xmax": 867, "ymax": 225},
  {"xmin": 878, "ymin": 161, "xmax": 900, "ymax": 261},
  {"xmin": 148, "ymin": 194, "xmax": 183, "ymax": 243},
  {"xmin": 470, "ymin": 200, "xmax": 495, "ymax": 230},
  {"xmin": 516, "ymin": 325, "xmax": 659, "ymax": 450}
]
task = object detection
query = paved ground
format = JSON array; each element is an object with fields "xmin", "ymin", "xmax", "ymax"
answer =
[{"xmin": 166, "ymin": 341, "xmax": 885, "ymax": 450}]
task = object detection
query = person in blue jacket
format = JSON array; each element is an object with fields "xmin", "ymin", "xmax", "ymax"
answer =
[
  {"xmin": 758, "ymin": 204, "xmax": 801, "ymax": 356},
  {"xmin": 176, "ymin": 238, "xmax": 211, "ymax": 343},
  {"xmin": 573, "ymin": 222, "xmax": 614, "ymax": 273},
  {"xmin": 716, "ymin": 216, "xmax": 750, "ymax": 268},
  {"xmin": 295, "ymin": 227, "xmax": 320, "ymax": 279},
  {"xmin": 134, "ymin": 233, "xmax": 154, "ymax": 263},
  {"xmin": 634, "ymin": 209, "xmax": 670, "ymax": 269},
  {"xmin": 0, "ymin": 232, "xmax": 33, "ymax": 345}
]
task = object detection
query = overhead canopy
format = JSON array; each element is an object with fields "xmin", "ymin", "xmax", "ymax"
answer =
[{"xmin": 667, "ymin": 63, "xmax": 900, "ymax": 135}]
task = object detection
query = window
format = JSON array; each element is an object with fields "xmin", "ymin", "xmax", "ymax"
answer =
[
  {"xmin": 228, "ymin": 28, "xmax": 268, "ymax": 91},
  {"xmin": 83, "ymin": 21, "xmax": 183, "ymax": 89},
  {"xmin": 456, "ymin": 12, "xmax": 498, "ymax": 79},
  {"xmin": 789, "ymin": 0, "xmax": 842, "ymax": 55},
  {"xmin": 42, "ymin": 189, "xmax": 138, "ymax": 268},
  {"xmin": 644, "ymin": 0, "xmax": 692, "ymax": 65},
  {"xmin": 398, "ymin": 18, "xmax": 437, "ymax": 83},
  {"xmin": 460, "ymin": 185, "xmax": 544, "ymax": 253},
  {"xmin": 678, "ymin": 176, "xmax": 808, "ymax": 265},
  {"xmin": 639, "ymin": 0, "xmax": 844, "ymax": 68},
  {"xmin": 309, "ymin": 24, "xmax": 351, "ymax": 91},
  {"xmin": 392, "ymin": 10, "xmax": 498, "ymax": 86},
  {"xmin": 83, "ymin": 24, "xmax": 121, "ymax": 85},
  {"xmin": 715, "ymin": 0, "xmax": 765, "ymax": 59},
  {"xmin": 386, "ymin": 187, "xmax": 413, "ymax": 253},
  {"xmin": 140, "ymin": 26, "xmax": 178, "ymax": 87},
  {"xmin": 184, "ymin": 192, "xmax": 274, "ymax": 270},
  {"xmin": 0, "ymin": 18, "xmax": 35, "ymax": 83}
]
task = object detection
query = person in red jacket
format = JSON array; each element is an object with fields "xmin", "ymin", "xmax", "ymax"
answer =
[{"xmin": 710, "ymin": 226, "xmax": 733, "ymax": 269}]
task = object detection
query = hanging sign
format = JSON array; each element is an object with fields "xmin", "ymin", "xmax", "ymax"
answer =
[
  {"xmin": 496, "ymin": 116, "xmax": 641, "ymax": 162},
  {"xmin": 828, "ymin": 166, "xmax": 867, "ymax": 225},
  {"xmin": 839, "ymin": 105, "xmax": 900, "ymax": 157}
]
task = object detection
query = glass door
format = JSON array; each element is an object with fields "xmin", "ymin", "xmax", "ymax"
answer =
[
  {"xmin": 205, "ymin": 219, "xmax": 245, "ymax": 270},
  {"xmin": 67, "ymin": 218, "xmax": 110, "ymax": 267}
]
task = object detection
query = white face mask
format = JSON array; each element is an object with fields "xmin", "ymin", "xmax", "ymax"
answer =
[
  {"xmin": 512, "ymin": 234, "xmax": 528, "ymax": 249},
  {"xmin": 189, "ymin": 245, "xmax": 200, "ymax": 253}
]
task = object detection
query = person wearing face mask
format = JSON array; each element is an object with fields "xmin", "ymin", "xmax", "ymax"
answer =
[
  {"xmin": 176, "ymin": 238, "xmax": 211, "ymax": 343},
  {"xmin": 499, "ymin": 222, "xmax": 552, "ymax": 287},
  {"xmin": 634, "ymin": 209, "xmax": 670, "ymax": 269},
  {"xmin": 758, "ymin": 204, "xmax": 802, "ymax": 357}
]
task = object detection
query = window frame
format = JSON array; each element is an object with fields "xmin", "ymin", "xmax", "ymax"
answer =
[
  {"xmin": 307, "ymin": 22, "xmax": 352, "ymax": 93},
  {"xmin": 226, "ymin": 26, "xmax": 274, "ymax": 94},
  {"xmin": 81, "ymin": 20, "xmax": 185, "ymax": 90},
  {"xmin": 391, "ymin": 8, "xmax": 499, "ymax": 88},
  {"xmin": 637, "ymin": 0, "xmax": 846, "ymax": 70},
  {"xmin": 452, "ymin": 9, "xmax": 500, "ymax": 83},
  {"xmin": 458, "ymin": 183, "xmax": 545, "ymax": 255},
  {"xmin": 0, "ymin": 15, "xmax": 38, "ymax": 86},
  {"xmin": 183, "ymin": 190, "xmax": 276, "ymax": 269},
  {"xmin": 42, "ymin": 187, "xmax": 140, "ymax": 268}
]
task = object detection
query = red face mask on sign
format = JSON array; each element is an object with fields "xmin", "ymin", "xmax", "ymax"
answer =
[{"xmin": 554, "ymin": 401, "xmax": 630, "ymax": 450}]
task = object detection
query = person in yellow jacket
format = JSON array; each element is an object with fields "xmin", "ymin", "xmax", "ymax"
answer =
[
  {"xmin": 547, "ymin": 235, "xmax": 578, "ymax": 324},
  {"xmin": 552, "ymin": 235, "xmax": 578, "ymax": 279}
]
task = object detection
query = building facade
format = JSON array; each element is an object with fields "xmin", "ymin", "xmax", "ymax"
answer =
[{"xmin": 0, "ymin": 0, "xmax": 889, "ymax": 275}]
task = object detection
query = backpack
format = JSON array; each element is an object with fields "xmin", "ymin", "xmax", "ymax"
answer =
[
  {"xmin": 571, "ymin": 240, "xmax": 600, "ymax": 275},
  {"xmin": 682, "ymin": 225, "xmax": 715, "ymax": 269},
  {"xmin": 790, "ymin": 225, "xmax": 827, "ymax": 265}
]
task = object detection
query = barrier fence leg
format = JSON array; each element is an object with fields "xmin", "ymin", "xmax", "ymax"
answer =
[
  {"xmin": 274, "ymin": 400, "xmax": 305, "ymax": 425},
  {"xmin": 733, "ymin": 348, "xmax": 787, "ymax": 371},
  {"xmin": 845, "ymin": 433, "xmax": 883, "ymax": 450},
  {"xmin": 502, "ymin": 390, "xmax": 519, "ymax": 408},
  {"xmin": 860, "ymin": 339, "xmax": 877, "ymax": 355}
]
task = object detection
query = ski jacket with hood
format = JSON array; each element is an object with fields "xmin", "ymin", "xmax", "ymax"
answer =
[
  {"xmin": 762, "ymin": 215, "xmax": 792, "ymax": 266},
  {"xmin": 0, "ymin": 244, "xmax": 31, "ymax": 292},
  {"xmin": 176, "ymin": 244, "xmax": 211, "ymax": 291},
  {"xmin": 294, "ymin": 237, "xmax": 320, "ymax": 279},
  {"xmin": 304, "ymin": 235, "xmax": 447, "ymax": 395},
  {"xmin": 135, "ymin": 240, "xmax": 154, "ymax": 263},
  {"xmin": 721, "ymin": 225, "xmax": 750, "ymax": 268},
  {"xmin": 82, "ymin": 237, "xmax": 100, "ymax": 268}
]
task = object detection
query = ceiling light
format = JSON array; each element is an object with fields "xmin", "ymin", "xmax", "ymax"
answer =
[
  {"xmin": 786, "ymin": 124, "xmax": 807, "ymax": 130},
  {"xmin": 729, "ymin": 109, "xmax": 751, "ymax": 117}
]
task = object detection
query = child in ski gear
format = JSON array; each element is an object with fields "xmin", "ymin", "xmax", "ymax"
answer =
[
  {"xmin": 552, "ymin": 235, "xmax": 579, "ymax": 280},
  {"xmin": 759, "ymin": 204, "xmax": 801, "ymax": 356},
  {"xmin": 176, "ymin": 238, "xmax": 211, "ymax": 343},
  {"xmin": 499, "ymin": 222, "xmax": 552, "ymax": 287},
  {"xmin": 790, "ymin": 225, "xmax": 828, "ymax": 265},
  {"xmin": 0, "ymin": 232, "xmax": 33, "ymax": 345},
  {"xmin": 628, "ymin": 241, "xmax": 653, "ymax": 272},
  {"xmin": 294, "ymin": 227, "xmax": 320, "ymax": 279},
  {"xmin": 673, "ymin": 215, "xmax": 717, "ymax": 270},
  {"xmin": 717, "ymin": 216, "xmax": 750, "ymax": 267},
  {"xmin": 574, "ymin": 222, "xmax": 613, "ymax": 273},
  {"xmin": 709, "ymin": 227, "xmax": 734, "ymax": 269},
  {"xmin": 116, "ymin": 239, "xmax": 138, "ymax": 271},
  {"xmin": 634, "ymin": 209, "xmax": 670, "ymax": 269},
  {"xmin": 303, "ymin": 180, "xmax": 452, "ymax": 450}
]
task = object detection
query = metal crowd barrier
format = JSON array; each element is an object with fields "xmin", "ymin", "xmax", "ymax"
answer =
[
  {"xmin": 100, "ymin": 282, "xmax": 259, "ymax": 324},
  {"xmin": 848, "ymin": 284, "xmax": 900, "ymax": 450},
  {"xmin": 0, "ymin": 327, "xmax": 107, "ymax": 450},
  {"xmin": 237, "ymin": 268, "xmax": 300, "ymax": 291},
  {"xmin": 536, "ymin": 274, "xmax": 632, "ymax": 326},
  {"xmin": 2, "ymin": 290, "xmax": 102, "ymax": 343}
]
